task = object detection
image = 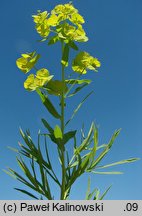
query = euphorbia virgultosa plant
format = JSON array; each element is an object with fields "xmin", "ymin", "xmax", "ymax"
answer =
[{"xmin": 6, "ymin": 2, "xmax": 139, "ymax": 200}]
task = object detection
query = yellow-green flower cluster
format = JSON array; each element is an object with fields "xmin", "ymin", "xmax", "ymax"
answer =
[
  {"xmin": 16, "ymin": 51, "xmax": 53, "ymax": 91},
  {"xmin": 51, "ymin": 3, "xmax": 84, "ymax": 25},
  {"xmin": 32, "ymin": 11, "xmax": 59, "ymax": 38},
  {"xmin": 24, "ymin": 69, "xmax": 53, "ymax": 91},
  {"xmin": 56, "ymin": 23, "xmax": 88, "ymax": 42},
  {"xmin": 16, "ymin": 52, "xmax": 40, "ymax": 73},
  {"xmin": 32, "ymin": 3, "xmax": 88, "ymax": 42},
  {"xmin": 72, "ymin": 52, "xmax": 101, "ymax": 74}
]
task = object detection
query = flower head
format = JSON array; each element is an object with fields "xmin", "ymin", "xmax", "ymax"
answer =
[
  {"xmin": 72, "ymin": 51, "xmax": 101, "ymax": 74},
  {"xmin": 32, "ymin": 3, "xmax": 87, "ymax": 42},
  {"xmin": 24, "ymin": 68, "xmax": 53, "ymax": 91},
  {"xmin": 51, "ymin": 3, "xmax": 77, "ymax": 18},
  {"xmin": 32, "ymin": 11, "xmax": 50, "ymax": 38},
  {"xmin": 32, "ymin": 11, "xmax": 48, "ymax": 24},
  {"xmin": 16, "ymin": 51, "xmax": 40, "ymax": 73},
  {"xmin": 57, "ymin": 23, "xmax": 88, "ymax": 43},
  {"xmin": 51, "ymin": 3, "xmax": 84, "ymax": 26}
]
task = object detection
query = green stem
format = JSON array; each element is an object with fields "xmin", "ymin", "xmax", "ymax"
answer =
[
  {"xmin": 61, "ymin": 42, "xmax": 65, "ymax": 136},
  {"xmin": 60, "ymin": 41, "xmax": 66, "ymax": 200}
]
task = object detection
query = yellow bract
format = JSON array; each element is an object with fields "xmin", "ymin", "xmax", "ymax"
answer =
[
  {"xmin": 24, "ymin": 74, "xmax": 37, "ymax": 91},
  {"xmin": 36, "ymin": 20, "xmax": 50, "ymax": 37},
  {"xmin": 16, "ymin": 51, "xmax": 40, "ymax": 73},
  {"xmin": 70, "ymin": 13, "xmax": 85, "ymax": 25},
  {"xmin": 72, "ymin": 52, "xmax": 101, "ymax": 74},
  {"xmin": 52, "ymin": 3, "xmax": 78, "ymax": 17},
  {"xmin": 57, "ymin": 23, "xmax": 88, "ymax": 42},
  {"xmin": 32, "ymin": 11, "xmax": 48, "ymax": 24},
  {"xmin": 33, "ymin": 11, "xmax": 49, "ymax": 38},
  {"xmin": 52, "ymin": 3, "xmax": 84, "ymax": 26},
  {"xmin": 24, "ymin": 68, "xmax": 53, "ymax": 91},
  {"xmin": 33, "ymin": 11, "xmax": 59, "ymax": 37},
  {"xmin": 46, "ymin": 14, "xmax": 59, "ymax": 27},
  {"xmin": 72, "ymin": 25, "xmax": 88, "ymax": 42}
]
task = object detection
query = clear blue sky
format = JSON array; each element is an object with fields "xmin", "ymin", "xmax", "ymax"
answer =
[{"xmin": 0, "ymin": 0, "xmax": 142, "ymax": 199}]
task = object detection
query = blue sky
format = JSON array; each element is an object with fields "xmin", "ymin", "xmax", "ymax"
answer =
[{"xmin": 0, "ymin": 0, "xmax": 142, "ymax": 199}]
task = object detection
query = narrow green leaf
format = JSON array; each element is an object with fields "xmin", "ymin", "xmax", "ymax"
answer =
[
  {"xmin": 68, "ymin": 160, "xmax": 78, "ymax": 168},
  {"xmin": 19, "ymin": 130, "xmax": 50, "ymax": 169},
  {"xmin": 93, "ymin": 189, "xmax": 100, "ymax": 200},
  {"xmin": 75, "ymin": 122, "xmax": 94, "ymax": 154},
  {"xmin": 107, "ymin": 129, "xmax": 121, "ymax": 149},
  {"xmin": 54, "ymin": 125, "xmax": 63, "ymax": 139},
  {"xmin": 19, "ymin": 128, "xmax": 32, "ymax": 149},
  {"xmin": 85, "ymin": 177, "xmax": 91, "ymax": 200},
  {"xmin": 44, "ymin": 136, "xmax": 52, "ymax": 169},
  {"xmin": 68, "ymin": 151, "xmax": 91, "ymax": 168},
  {"xmin": 96, "ymin": 158, "xmax": 140, "ymax": 169},
  {"xmin": 41, "ymin": 118, "xmax": 54, "ymax": 134},
  {"xmin": 66, "ymin": 151, "xmax": 71, "ymax": 178},
  {"xmin": 30, "ymin": 159, "xmax": 37, "ymax": 181},
  {"xmin": 65, "ymin": 79, "xmax": 92, "ymax": 98},
  {"xmin": 74, "ymin": 130, "xmax": 96, "ymax": 172},
  {"xmin": 88, "ymin": 189, "xmax": 98, "ymax": 200},
  {"xmin": 3, "ymin": 169, "xmax": 17, "ymax": 179},
  {"xmin": 8, "ymin": 168, "xmax": 40, "ymax": 192},
  {"xmin": 87, "ymin": 148, "xmax": 109, "ymax": 171},
  {"xmin": 99, "ymin": 185, "xmax": 112, "ymax": 200},
  {"xmin": 20, "ymin": 150, "xmax": 31, "ymax": 158},
  {"xmin": 80, "ymin": 156, "xmax": 90, "ymax": 172},
  {"xmin": 36, "ymin": 135, "xmax": 52, "ymax": 199},
  {"xmin": 17, "ymin": 157, "xmax": 39, "ymax": 188},
  {"xmin": 19, "ymin": 129, "xmax": 38, "ymax": 156},
  {"xmin": 96, "ymin": 144, "xmax": 108, "ymax": 150},
  {"xmin": 68, "ymin": 83, "xmax": 88, "ymax": 97},
  {"xmin": 37, "ymin": 137, "xmax": 46, "ymax": 192},
  {"xmin": 89, "ymin": 126, "xmax": 99, "ymax": 166},
  {"xmin": 65, "ymin": 79, "xmax": 91, "ymax": 85},
  {"xmin": 19, "ymin": 145, "xmax": 37, "ymax": 161},
  {"xmin": 44, "ymin": 170, "xmax": 52, "ymax": 199},
  {"xmin": 7, "ymin": 146, "xmax": 19, "ymax": 153},
  {"xmin": 61, "ymin": 44, "xmax": 69, "ymax": 67},
  {"xmin": 74, "ymin": 135, "xmax": 77, "ymax": 149},
  {"xmin": 42, "ymin": 136, "xmax": 61, "ymax": 186},
  {"xmin": 15, "ymin": 188, "xmax": 39, "ymax": 199},
  {"xmin": 65, "ymin": 91, "xmax": 93, "ymax": 126},
  {"xmin": 89, "ymin": 129, "xmax": 121, "ymax": 170},
  {"xmin": 37, "ymin": 38, "xmax": 47, "ymax": 42},
  {"xmin": 81, "ymin": 123, "xmax": 85, "ymax": 142},
  {"xmin": 67, "ymin": 153, "xmax": 82, "ymax": 189},
  {"xmin": 36, "ymin": 89, "xmax": 61, "ymax": 119},
  {"xmin": 85, "ymin": 143, "xmax": 107, "ymax": 151},
  {"xmin": 75, "ymin": 153, "xmax": 82, "ymax": 171},
  {"xmin": 57, "ymin": 148, "xmax": 62, "ymax": 165},
  {"xmin": 63, "ymin": 130, "xmax": 77, "ymax": 145},
  {"xmin": 94, "ymin": 126, "xmax": 98, "ymax": 147},
  {"xmin": 92, "ymin": 171, "xmax": 123, "ymax": 175}
]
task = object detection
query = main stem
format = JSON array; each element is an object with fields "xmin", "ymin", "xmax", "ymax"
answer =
[{"xmin": 60, "ymin": 41, "xmax": 66, "ymax": 200}]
